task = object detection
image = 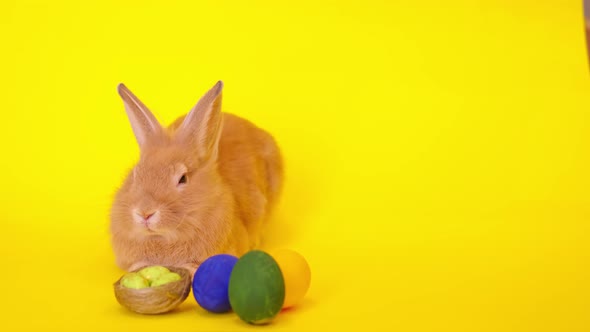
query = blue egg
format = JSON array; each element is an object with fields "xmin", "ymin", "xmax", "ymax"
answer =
[{"xmin": 192, "ymin": 254, "xmax": 239, "ymax": 313}]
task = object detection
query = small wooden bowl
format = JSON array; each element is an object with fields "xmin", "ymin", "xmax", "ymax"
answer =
[{"xmin": 113, "ymin": 266, "xmax": 192, "ymax": 314}]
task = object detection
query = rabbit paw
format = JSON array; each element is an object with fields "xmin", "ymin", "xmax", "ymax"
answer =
[
  {"xmin": 180, "ymin": 263, "xmax": 199, "ymax": 278},
  {"xmin": 128, "ymin": 261, "xmax": 150, "ymax": 272}
]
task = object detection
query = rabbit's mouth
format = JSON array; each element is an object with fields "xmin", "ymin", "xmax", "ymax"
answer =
[
  {"xmin": 135, "ymin": 221, "xmax": 159, "ymax": 235},
  {"xmin": 141, "ymin": 224, "xmax": 164, "ymax": 235}
]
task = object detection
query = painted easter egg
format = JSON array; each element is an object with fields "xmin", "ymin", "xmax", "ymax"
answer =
[
  {"xmin": 228, "ymin": 250, "xmax": 285, "ymax": 324},
  {"xmin": 193, "ymin": 254, "xmax": 239, "ymax": 313},
  {"xmin": 269, "ymin": 249, "xmax": 311, "ymax": 308},
  {"xmin": 138, "ymin": 266, "xmax": 170, "ymax": 282},
  {"xmin": 120, "ymin": 272, "xmax": 150, "ymax": 289},
  {"xmin": 151, "ymin": 272, "xmax": 181, "ymax": 287}
]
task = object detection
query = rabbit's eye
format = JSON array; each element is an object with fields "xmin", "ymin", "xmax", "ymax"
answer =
[{"xmin": 178, "ymin": 174, "xmax": 187, "ymax": 185}]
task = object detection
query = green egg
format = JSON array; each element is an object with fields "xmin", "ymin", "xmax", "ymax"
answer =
[
  {"xmin": 150, "ymin": 272, "xmax": 181, "ymax": 287},
  {"xmin": 120, "ymin": 273, "xmax": 150, "ymax": 289},
  {"xmin": 229, "ymin": 250, "xmax": 285, "ymax": 324},
  {"xmin": 138, "ymin": 266, "xmax": 170, "ymax": 282}
]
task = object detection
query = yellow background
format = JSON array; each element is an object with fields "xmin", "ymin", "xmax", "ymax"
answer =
[{"xmin": 0, "ymin": 0, "xmax": 588, "ymax": 331}]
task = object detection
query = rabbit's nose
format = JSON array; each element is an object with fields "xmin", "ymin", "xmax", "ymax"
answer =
[
  {"xmin": 133, "ymin": 209, "xmax": 160, "ymax": 226},
  {"xmin": 142, "ymin": 212, "xmax": 155, "ymax": 221}
]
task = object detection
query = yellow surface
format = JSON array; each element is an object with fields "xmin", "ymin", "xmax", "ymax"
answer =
[
  {"xmin": 270, "ymin": 249, "xmax": 312, "ymax": 308},
  {"xmin": 0, "ymin": 0, "xmax": 589, "ymax": 331}
]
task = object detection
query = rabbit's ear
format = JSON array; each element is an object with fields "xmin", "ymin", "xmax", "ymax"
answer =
[
  {"xmin": 176, "ymin": 81, "xmax": 224, "ymax": 161},
  {"xmin": 117, "ymin": 84, "xmax": 165, "ymax": 148}
]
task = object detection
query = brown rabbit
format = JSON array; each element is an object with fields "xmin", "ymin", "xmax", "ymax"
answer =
[{"xmin": 109, "ymin": 81, "xmax": 283, "ymax": 274}]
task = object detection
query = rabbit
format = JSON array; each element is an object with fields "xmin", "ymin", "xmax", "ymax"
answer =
[{"xmin": 109, "ymin": 81, "xmax": 283, "ymax": 275}]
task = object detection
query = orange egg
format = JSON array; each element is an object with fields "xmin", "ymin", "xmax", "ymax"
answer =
[{"xmin": 269, "ymin": 249, "xmax": 311, "ymax": 308}]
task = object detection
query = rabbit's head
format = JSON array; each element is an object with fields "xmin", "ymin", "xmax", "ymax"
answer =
[{"xmin": 110, "ymin": 82, "xmax": 228, "ymax": 243}]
